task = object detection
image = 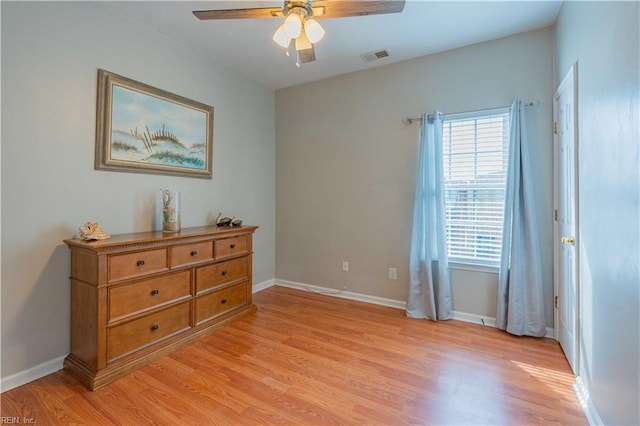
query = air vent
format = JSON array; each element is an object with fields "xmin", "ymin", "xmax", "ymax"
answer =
[{"xmin": 360, "ymin": 49, "xmax": 389, "ymax": 63}]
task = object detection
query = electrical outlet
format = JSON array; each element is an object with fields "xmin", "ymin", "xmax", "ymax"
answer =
[
  {"xmin": 342, "ymin": 261, "xmax": 349, "ymax": 272},
  {"xmin": 388, "ymin": 267, "xmax": 398, "ymax": 280}
]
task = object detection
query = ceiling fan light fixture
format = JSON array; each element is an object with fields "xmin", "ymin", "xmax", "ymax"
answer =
[
  {"xmin": 295, "ymin": 31, "xmax": 316, "ymax": 64},
  {"xmin": 304, "ymin": 18, "xmax": 325, "ymax": 43},
  {"xmin": 283, "ymin": 13, "xmax": 302, "ymax": 38},
  {"xmin": 295, "ymin": 30, "xmax": 312, "ymax": 51},
  {"xmin": 272, "ymin": 24, "xmax": 291, "ymax": 48}
]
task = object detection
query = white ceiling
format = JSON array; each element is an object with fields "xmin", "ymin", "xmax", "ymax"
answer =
[{"xmin": 104, "ymin": 1, "xmax": 562, "ymax": 90}]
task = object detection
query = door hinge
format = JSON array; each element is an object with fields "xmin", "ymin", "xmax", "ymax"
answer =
[
  {"xmin": 553, "ymin": 121, "xmax": 558, "ymax": 134},
  {"xmin": 554, "ymin": 209, "xmax": 558, "ymax": 221},
  {"xmin": 555, "ymin": 296, "xmax": 559, "ymax": 308}
]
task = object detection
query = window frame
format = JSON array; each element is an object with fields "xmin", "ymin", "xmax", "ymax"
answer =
[{"xmin": 441, "ymin": 107, "xmax": 510, "ymax": 268}]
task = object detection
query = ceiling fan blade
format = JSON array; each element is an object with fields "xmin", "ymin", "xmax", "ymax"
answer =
[
  {"xmin": 193, "ymin": 7, "xmax": 282, "ymax": 20},
  {"xmin": 194, "ymin": 1, "xmax": 405, "ymax": 20},
  {"xmin": 311, "ymin": 0, "xmax": 405, "ymax": 19}
]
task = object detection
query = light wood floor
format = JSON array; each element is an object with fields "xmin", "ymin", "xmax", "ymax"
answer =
[{"xmin": 2, "ymin": 286, "xmax": 586, "ymax": 425}]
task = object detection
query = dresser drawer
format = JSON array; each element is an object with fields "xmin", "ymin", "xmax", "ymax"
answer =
[
  {"xmin": 108, "ymin": 248, "xmax": 168, "ymax": 282},
  {"xmin": 170, "ymin": 241, "xmax": 213, "ymax": 268},
  {"xmin": 214, "ymin": 235, "xmax": 248, "ymax": 259},
  {"xmin": 108, "ymin": 270, "xmax": 191, "ymax": 322},
  {"xmin": 195, "ymin": 282, "xmax": 247, "ymax": 325},
  {"xmin": 196, "ymin": 257, "xmax": 247, "ymax": 294},
  {"xmin": 107, "ymin": 301, "xmax": 191, "ymax": 362}
]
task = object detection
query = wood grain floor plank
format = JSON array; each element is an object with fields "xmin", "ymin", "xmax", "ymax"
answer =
[{"xmin": 1, "ymin": 286, "xmax": 586, "ymax": 425}]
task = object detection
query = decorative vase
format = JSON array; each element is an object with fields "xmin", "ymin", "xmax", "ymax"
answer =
[{"xmin": 161, "ymin": 189, "xmax": 181, "ymax": 232}]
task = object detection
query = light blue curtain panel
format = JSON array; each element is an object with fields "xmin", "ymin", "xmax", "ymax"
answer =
[
  {"xmin": 407, "ymin": 112, "xmax": 452, "ymax": 320},
  {"xmin": 496, "ymin": 100, "xmax": 546, "ymax": 336}
]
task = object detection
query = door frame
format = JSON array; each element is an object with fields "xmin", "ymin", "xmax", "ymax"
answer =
[{"xmin": 553, "ymin": 62, "xmax": 580, "ymax": 373}]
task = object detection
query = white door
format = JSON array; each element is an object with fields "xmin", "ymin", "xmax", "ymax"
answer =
[{"xmin": 554, "ymin": 64, "xmax": 578, "ymax": 374}]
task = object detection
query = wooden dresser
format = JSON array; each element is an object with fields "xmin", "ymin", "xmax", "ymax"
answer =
[{"xmin": 63, "ymin": 225, "xmax": 258, "ymax": 390}]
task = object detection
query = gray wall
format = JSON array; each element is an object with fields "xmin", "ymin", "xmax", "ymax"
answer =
[
  {"xmin": 275, "ymin": 28, "xmax": 554, "ymax": 324},
  {"xmin": 1, "ymin": 2, "xmax": 275, "ymax": 379},
  {"xmin": 555, "ymin": 2, "xmax": 639, "ymax": 425}
]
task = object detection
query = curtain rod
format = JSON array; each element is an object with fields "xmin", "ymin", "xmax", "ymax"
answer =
[{"xmin": 402, "ymin": 101, "xmax": 539, "ymax": 125}]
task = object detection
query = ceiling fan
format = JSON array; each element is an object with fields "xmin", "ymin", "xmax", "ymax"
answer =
[{"xmin": 193, "ymin": 1, "xmax": 406, "ymax": 66}]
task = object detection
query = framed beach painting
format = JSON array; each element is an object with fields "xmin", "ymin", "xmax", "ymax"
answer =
[{"xmin": 95, "ymin": 69, "xmax": 214, "ymax": 179}]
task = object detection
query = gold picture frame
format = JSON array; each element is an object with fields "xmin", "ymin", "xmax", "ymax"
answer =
[{"xmin": 95, "ymin": 69, "xmax": 214, "ymax": 179}]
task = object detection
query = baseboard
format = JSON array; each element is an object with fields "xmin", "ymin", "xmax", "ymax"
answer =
[
  {"xmin": 275, "ymin": 279, "xmax": 555, "ymax": 338},
  {"xmin": 253, "ymin": 278, "xmax": 275, "ymax": 293},
  {"xmin": 0, "ymin": 355, "xmax": 65, "ymax": 393},
  {"xmin": 452, "ymin": 310, "xmax": 497, "ymax": 327},
  {"xmin": 274, "ymin": 279, "xmax": 407, "ymax": 310},
  {"xmin": 574, "ymin": 376, "xmax": 604, "ymax": 425}
]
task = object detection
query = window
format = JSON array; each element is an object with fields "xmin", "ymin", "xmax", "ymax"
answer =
[{"xmin": 442, "ymin": 108, "xmax": 509, "ymax": 266}]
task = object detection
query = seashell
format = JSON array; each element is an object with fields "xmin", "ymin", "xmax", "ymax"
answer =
[
  {"xmin": 231, "ymin": 217, "xmax": 243, "ymax": 227},
  {"xmin": 78, "ymin": 221, "xmax": 110, "ymax": 241}
]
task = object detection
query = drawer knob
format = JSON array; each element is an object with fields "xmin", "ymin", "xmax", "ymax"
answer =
[
  {"xmin": 221, "ymin": 298, "xmax": 228, "ymax": 304},
  {"xmin": 137, "ymin": 260, "xmax": 145, "ymax": 267},
  {"xmin": 221, "ymin": 270, "xmax": 228, "ymax": 276},
  {"xmin": 230, "ymin": 244, "xmax": 236, "ymax": 249},
  {"xmin": 191, "ymin": 251, "xmax": 198, "ymax": 257},
  {"xmin": 151, "ymin": 289, "xmax": 159, "ymax": 296},
  {"xmin": 151, "ymin": 324, "xmax": 159, "ymax": 331}
]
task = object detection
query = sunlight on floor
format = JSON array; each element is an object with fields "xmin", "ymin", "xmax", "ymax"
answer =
[{"xmin": 511, "ymin": 360, "xmax": 575, "ymax": 398}]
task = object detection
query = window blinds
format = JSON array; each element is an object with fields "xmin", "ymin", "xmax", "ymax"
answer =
[{"xmin": 442, "ymin": 109, "xmax": 510, "ymax": 265}]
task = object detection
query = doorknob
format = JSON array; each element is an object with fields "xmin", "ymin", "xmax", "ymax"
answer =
[{"xmin": 561, "ymin": 236, "xmax": 575, "ymax": 245}]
